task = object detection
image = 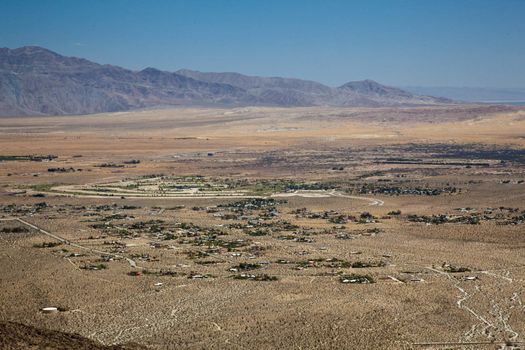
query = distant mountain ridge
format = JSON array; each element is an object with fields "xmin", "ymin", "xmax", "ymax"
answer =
[
  {"xmin": 403, "ymin": 86, "xmax": 525, "ymax": 103},
  {"xmin": 176, "ymin": 69, "xmax": 450, "ymax": 107},
  {"xmin": 0, "ymin": 46, "xmax": 450, "ymax": 116}
]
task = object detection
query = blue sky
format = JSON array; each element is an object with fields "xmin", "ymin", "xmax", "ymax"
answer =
[{"xmin": 1, "ymin": 0, "xmax": 524, "ymax": 88}]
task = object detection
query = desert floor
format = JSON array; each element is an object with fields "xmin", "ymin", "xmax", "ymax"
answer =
[{"xmin": 1, "ymin": 105, "xmax": 524, "ymax": 349}]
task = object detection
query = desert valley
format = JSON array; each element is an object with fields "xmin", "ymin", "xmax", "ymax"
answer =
[
  {"xmin": 1, "ymin": 102, "xmax": 524, "ymax": 349},
  {"xmin": 1, "ymin": 2, "xmax": 525, "ymax": 347}
]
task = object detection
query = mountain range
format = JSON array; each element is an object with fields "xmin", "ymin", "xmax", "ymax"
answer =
[
  {"xmin": 403, "ymin": 86, "xmax": 525, "ymax": 103},
  {"xmin": 0, "ymin": 46, "xmax": 451, "ymax": 116}
]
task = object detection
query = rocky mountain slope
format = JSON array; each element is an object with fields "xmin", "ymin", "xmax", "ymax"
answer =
[
  {"xmin": 0, "ymin": 321, "xmax": 146, "ymax": 350},
  {"xmin": 0, "ymin": 46, "xmax": 450, "ymax": 116}
]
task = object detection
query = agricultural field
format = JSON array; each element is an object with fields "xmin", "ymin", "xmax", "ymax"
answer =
[{"xmin": 1, "ymin": 105, "xmax": 525, "ymax": 349}]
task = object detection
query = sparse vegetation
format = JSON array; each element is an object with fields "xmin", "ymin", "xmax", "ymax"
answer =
[
  {"xmin": 80, "ymin": 263, "xmax": 107, "ymax": 270},
  {"xmin": 1, "ymin": 104, "xmax": 524, "ymax": 349},
  {"xmin": 33, "ymin": 241, "xmax": 62, "ymax": 248}
]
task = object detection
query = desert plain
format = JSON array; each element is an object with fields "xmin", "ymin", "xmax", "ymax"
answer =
[{"xmin": 0, "ymin": 105, "xmax": 525, "ymax": 349}]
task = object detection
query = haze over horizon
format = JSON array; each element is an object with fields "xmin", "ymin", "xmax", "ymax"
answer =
[{"xmin": 1, "ymin": 0, "xmax": 524, "ymax": 89}]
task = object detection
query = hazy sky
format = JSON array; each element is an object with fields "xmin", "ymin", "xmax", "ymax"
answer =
[{"xmin": 1, "ymin": 0, "xmax": 524, "ymax": 88}]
